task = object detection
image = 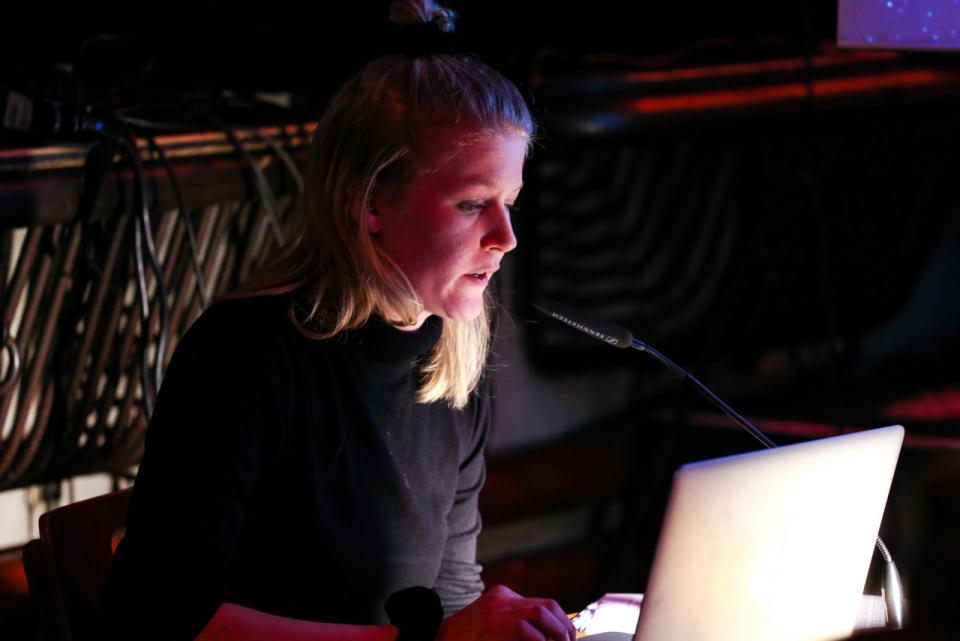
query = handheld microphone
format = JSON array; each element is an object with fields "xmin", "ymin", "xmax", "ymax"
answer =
[{"xmin": 533, "ymin": 297, "xmax": 907, "ymax": 629}]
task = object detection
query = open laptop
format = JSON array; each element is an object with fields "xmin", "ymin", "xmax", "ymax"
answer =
[{"xmin": 584, "ymin": 425, "xmax": 904, "ymax": 641}]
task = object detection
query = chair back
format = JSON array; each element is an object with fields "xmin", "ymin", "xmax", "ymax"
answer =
[{"xmin": 23, "ymin": 488, "xmax": 132, "ymax": 641}]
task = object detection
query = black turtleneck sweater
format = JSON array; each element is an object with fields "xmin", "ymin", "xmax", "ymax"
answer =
[{"xmin": 105, "ymin": 295, "xmax": 489, "ymax": 641}]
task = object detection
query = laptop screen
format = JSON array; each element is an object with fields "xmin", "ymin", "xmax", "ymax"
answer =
[{"xmin": 633, "ymin": 425, "xmax": 903, "ymax": 641}]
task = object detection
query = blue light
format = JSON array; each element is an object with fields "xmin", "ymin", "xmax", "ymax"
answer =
[{"xmin": 840, "ymin": 0, "xmax": 960, "ymax": 49}]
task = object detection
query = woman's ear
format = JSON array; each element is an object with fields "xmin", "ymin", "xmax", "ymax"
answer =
[{"xmin": 367, "ymin": 206, "xmax": 382, "ymax": 234}]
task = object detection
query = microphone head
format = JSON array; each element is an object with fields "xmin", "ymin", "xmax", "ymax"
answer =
[{"xmin": 533, "ymin": 298, "xmax": 634, "ymax": 349}]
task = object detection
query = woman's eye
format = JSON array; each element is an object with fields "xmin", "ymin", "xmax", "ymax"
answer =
[{"xmin": 456, "ymin": 201, "xmax": 486, "ymax": 213}]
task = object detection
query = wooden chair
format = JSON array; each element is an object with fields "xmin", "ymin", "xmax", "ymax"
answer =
[{"xmin": 23, "ymin": 488, "xmax": 132, "ymax": 641}]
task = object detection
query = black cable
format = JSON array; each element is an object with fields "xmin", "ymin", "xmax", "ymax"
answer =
[
  {"xmin": 206, "ymin": 114, "xmax": 285, "ymax": 244},
  {"xmin": 142, "ymin": 134, "xmax": 211, "ymax": 308},
  {"xmin": 131, "ymin": 178, "xmax": 155, "ymax": 417},
  {"xmin": 0, "ymin": 228, "xmax": 19, "ymax": 395},
  {"xmin": 84, "ymin": 101, "xmax": 305, "ymax": 413},
  {"xmin": 102, "ymin": 131, "xmax": 172, "ymax": 416},
  {"xmin": 223, "ymin": 95, "xmax": 307, "ymax": 223},
  {"xmin": 117, "ymin": 109, "xmax": 306, "ymax": 227},
  {"xmin": 125, "ymin": 133, "xmax": 171, "ymax": 399},
  {"xmin": 242, "ymin": 126, "xmax": 304, "ymax": 220}
]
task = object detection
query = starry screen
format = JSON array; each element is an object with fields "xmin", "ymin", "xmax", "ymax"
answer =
[{"xmin": 839, "ymin": 0, "xmax": 960, "ymax": 50}]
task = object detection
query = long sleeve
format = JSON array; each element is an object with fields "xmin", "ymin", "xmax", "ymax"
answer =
[{"xmin": 433, "ymin": 376, "xmax": 491, "ymax": 616}]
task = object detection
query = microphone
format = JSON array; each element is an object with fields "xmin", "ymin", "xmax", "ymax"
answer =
[
  {"xmin": 533, "ymin": 298, "xmax": 775, "ymax": 449},
  {"xmin": 532, "ymin": 297, "xmax": 633, "ymax": 349},
  {"xmin": 533, "ymin": 297, "xmax": 907, "ymax": 629}
]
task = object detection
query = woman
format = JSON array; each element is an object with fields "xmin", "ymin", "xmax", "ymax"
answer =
[{"xmin": 105, "ymin": 3, "xmax": 577, "ymax": 641}]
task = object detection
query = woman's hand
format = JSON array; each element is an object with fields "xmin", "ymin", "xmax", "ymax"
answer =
[{"xmin": 437, "ymin": 584, "xmax": 577, "ymax": 641}]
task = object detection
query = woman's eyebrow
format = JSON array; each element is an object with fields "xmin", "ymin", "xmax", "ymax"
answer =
[{"xmin": 458, "ymin": 177, "xmax": 524, "ymax": 192}]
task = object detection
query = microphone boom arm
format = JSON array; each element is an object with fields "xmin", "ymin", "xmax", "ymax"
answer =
[{"xmin": 630, "ymin": 338, "xmax": 777, "ymax": 449}]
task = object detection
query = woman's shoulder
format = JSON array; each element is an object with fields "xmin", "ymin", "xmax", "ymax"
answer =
[
  {"xmin": 174, "ymin": 294, "xmax": 301, "ymax": 363},
  {"xmin": 156, "ymin": 295, "xmax": 318, "ymax": 406},
  {"xmin": 186, "ymin": 293, "xmax": 291, "ymax": 338}
]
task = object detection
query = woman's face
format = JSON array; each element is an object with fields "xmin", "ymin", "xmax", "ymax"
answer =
[{"xmin": 369, "ymin": 130, "xmax": 527, "ymax": 327}]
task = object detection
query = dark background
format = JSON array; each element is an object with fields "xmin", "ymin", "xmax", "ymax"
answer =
[{"xmin": 0, "ymin": 1, "xmax": 839, "ymax": 110}]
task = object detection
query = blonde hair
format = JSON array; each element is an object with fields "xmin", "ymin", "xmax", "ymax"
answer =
[{"xmin": 238, "ymin": 7, "xmax": 534, "ymax": 409}]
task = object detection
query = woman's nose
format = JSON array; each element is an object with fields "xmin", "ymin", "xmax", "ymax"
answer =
[{"xmin": 483, "ymin": 204, "xmax": 517, "ymax": 253}]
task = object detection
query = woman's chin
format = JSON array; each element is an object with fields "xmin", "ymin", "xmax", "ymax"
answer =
[{"xmin": 432, "ymin": 299, "xmax": 486, "ymax": 323}]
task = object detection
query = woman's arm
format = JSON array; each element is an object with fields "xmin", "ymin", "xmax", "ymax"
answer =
[
  {"xmin": 433, "ymin": 375, "xmax": 490, "ymax": 613},
  {"xmin": 437, "ymin": 585, "xmax": 577, "ymax": 641},
  {"xmin": 198, "ymin": 586, "xmax": 576, "ymax": 641},
  {"xmin": 197, "ymin": 604, "xmax": 398, "ymax": 641}
]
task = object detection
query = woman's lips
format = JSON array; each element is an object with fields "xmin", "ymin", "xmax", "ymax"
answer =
[{"xmin": 464, "ymin": 265, "xmax": 499, "ymax": 284}]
